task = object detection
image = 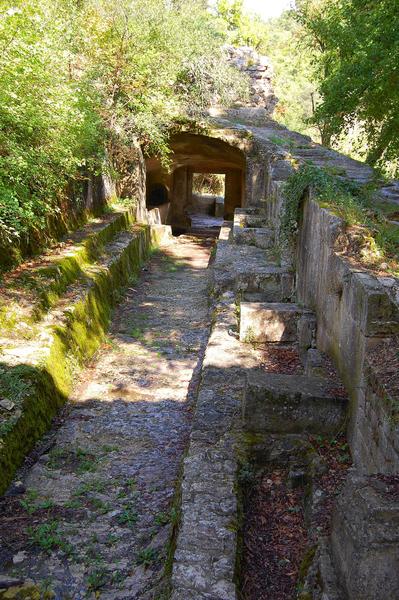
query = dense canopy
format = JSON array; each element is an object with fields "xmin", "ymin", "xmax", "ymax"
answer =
[{"xmin": 0, "ymin": 0, "xmax": 244, "ymax": 249}]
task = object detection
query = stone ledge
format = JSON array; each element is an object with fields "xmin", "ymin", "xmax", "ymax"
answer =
[
  {"xmin": 171, "ymin": 294, "xmax": 252, "ymax": 600},
  {"xmin": 244, "ymin": 371, "xmax": 347, "ymax": 434},
  {"xmin": 213, "ymin": 242, "xmax": 293, "ymax": 301},
  {"xmin": 0, "ymin": 225, "xmax": 156, "ymax": 493},
  {"xmin": 0, "ymin": 207, "xmax": 137, "ymax": 336},
  {"xmin": 239, "ymin": 301, "xmax": 315, "ymax": 343},
  {"xmin": 232, "ymin": 225, "xmax": 274, "ymax": 249}
]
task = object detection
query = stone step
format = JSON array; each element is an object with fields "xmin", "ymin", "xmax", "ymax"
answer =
[
  {"xmin": 0, "ymin": 224, "xmax": 163, "ymax": 494},
  {"xmin": 213, "ymin": 241, "xmax": 294, "ymax": 301},
  {"xmin": 232, "ymin": 225, "xmax": 274, "ymax": 248},
  {"xmin": 234, "ymin": 207, "xmax": 269, "ymax": 228},
  {"xmin": 239, "ymin": 301, "xmax": 316, "ymax": 343},
  {"xmin": 244, "ymin": 370, "xmax": 347, "ymax": 435},
  {"xmin": 0, "ymin": 207, "xmax": 138, "ymax": 336}
]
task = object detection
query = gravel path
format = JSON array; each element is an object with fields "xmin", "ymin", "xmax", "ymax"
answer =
[{"xmin": 0, "ymin": 235, "xmax": 212, "ymax": 600}]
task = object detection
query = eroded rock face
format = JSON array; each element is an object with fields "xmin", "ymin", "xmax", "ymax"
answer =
[{"xmin": 225, "ymin": 45, "xmax": 278, "ymax": 114}]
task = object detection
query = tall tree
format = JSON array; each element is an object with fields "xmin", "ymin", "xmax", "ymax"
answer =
[{"xmin": 295, "ymin": 0, "xmax": 399, "ymax": 174}]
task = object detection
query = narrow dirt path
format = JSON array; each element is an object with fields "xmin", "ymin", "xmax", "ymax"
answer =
[{"xmin": 0, "ymin": 236, "xmax": 212, "ymax": 599}]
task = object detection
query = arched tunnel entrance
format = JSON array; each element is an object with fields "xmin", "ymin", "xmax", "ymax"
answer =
[{"xmin": 145, "ymin": 132, "xmax": 246, "ymax": 235}]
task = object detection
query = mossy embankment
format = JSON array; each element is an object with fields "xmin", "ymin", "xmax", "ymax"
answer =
[{"xmin": 0, "ymin": 214, "xmax": 166, "ymax": 494}]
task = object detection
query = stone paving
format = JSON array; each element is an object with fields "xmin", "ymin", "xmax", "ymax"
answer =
[
  {"xmin": 171, "ymin": 292, "xmax": 260, "ymax": 600},
  {"xmin": 0, "ymin": 235, "xmax": 212, "ymax": 599}
]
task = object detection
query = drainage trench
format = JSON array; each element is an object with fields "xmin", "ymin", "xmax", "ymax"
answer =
[
  {"xmin": 238, "ymin": 429, "xmax": 351, "ymax": 600},
  {"xmin": 237, "ymin": 306, "xmax": 351, "ymax": 599},
  {"xmin": 171, "ymin": 210, "xmax": 352, "ymax": 599}
]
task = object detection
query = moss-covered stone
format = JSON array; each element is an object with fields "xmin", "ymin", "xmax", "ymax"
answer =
[
  {"xmin": 0, "ymin": 583, "xmax": 54, "ymax": 599},
  {"xmin": 0, "ymin": 208, "xmax": 138, "ymax": 334},
  {"xmin": 0, "ymin": 225, "xmax": 155, "ymax": 494},
  {"xmin": 298, "ymin": 545, "xmax": 317, "ymax": 586}
]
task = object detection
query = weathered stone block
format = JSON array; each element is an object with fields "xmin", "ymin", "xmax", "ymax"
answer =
[
  {"xmin": 232, "ymin": 226, "xmax": 274, "ymax": 249},
  {"xmin": 271, "ymin": 159, "xmax": 295, "ymax": 181},
  {"xmin": 212, "ymin": 240, "xmax": 294, "ymax": 301},
  {"xmin": 239, "ymin": 302, "xmax": 314, "ymax": 343},
  {"xmin": 351, "ymin": 272, "xmax": 399, "ymax": 336},
  {"xmin": 244, "ymin": 371, "xmax": 347, "ymax": 434},
  {"xmin": 233, "ymin": 208, "xmax": 268, "ymax": 229},
  {"xmin": 351, "ymin": 357, "xmax": 399, "ymax": 474},
  {"xmin": 304, "ymin": 348, "xmax": 326, "ymax": 377},
  {"xmin": 215, "ymin": 196, "xmax": 225, "ymax": 218},
  {"xmin": 297, "ymin": 312, "xmax": 317, "ymax": 356},
  {"xmin": 331, "ymin": 473, "xmax": 399, "ymax": 599}
]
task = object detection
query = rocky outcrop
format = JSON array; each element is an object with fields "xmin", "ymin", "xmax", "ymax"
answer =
[{"xmin": 225, "ymin": 45, "xmax": 278, "ymax": 114}]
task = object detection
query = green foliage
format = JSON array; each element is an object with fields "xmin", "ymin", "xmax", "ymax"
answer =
[
  {"xmin": 215, "ymin": 0, "xmax": 270, "ymax": 50},
  {"xmin": 192, "ymin": 173, "xmax": 225, "ymax": 195},
  {"xmin": 0, "ymin": 0, "xmax": 104, "ymax": 248},
  {"xmin": 20, "ymin": 490, "xmax": 54, "ymax": 515},
  {"xmin": 295, "ymin": 0, "xmax": 399, "ymax": 176},
  {"xmin": 283, "ymin": 163, "xmax": 399, "ymax": 274},
  {"xmin": 0, "ymin": 0, "xmax": 245, "ymax": 260},
  {"xmin": 116, "ymin": 503, "xmax": 138, "ymax": 527},
  {"xmin": 86, "ymin": 568, "xmax": 109, "ymax": 591},
  {"xmin": 29, "ymin": 520, "xmax": 72, "ymax": 555},
  {"xmin": 155, "ymin": 511, "xmax": 171, "ymax": 526},
  {"xmin": 261, "ymin": 11, "xmax": 318, "ymax": 138}
]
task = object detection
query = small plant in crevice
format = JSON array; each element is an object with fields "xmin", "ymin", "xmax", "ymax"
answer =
[
  {"xmin": 116, "ymin": 504, "xmax": 138, "ymax": 527},
  {"xmin": 73, "ymin": 478, "xmax": 108, "ymax": 496},
  {"xmin": 237, "ymin": 461, "xmax": 256, "ymax": 487},
  {"xmin": 136, "ymin": 547, "xmax": 158, "ymax": 567},
  {"xmin": 242, "ymin": 325, "xmax": 256, "ymax": 346},
  {"xmin": 88, "ymin": 497, "xmax": 111, "ymax": 514},
  {"xmin": 28, "ymin": 520, "xmax": 73, "ymax": 556},
  {"xmin": 155, "ymin": 511, "xmax": 170, "ymax": 526},
  {"xmin": 20, "ymin": 490, "xmax": 55, "ymax": 515},
  {"xmin": 87, "ymin": 568, "xmax": 109, "ymax": 591},
  {"xmin": 46, "ymin": 446, "xmax": 98, "ymax": 474}
]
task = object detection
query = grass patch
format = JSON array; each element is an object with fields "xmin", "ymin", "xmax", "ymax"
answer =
[
  {"xmin": 155, "ymin": 511, "xmax": 170, "ymax": 526},
  {"xmin": 29, "ymin": 520, "xmax": 73, "ymax": 556},
  {"xmin": 87, "ymin": 568, "xmax": 109, "ymax": 591},
  {"xmin": 20, "ymin": 491, "xmax": 55, "ymax": 515},
  {"xmin": 136, "ymin": 547, "xmax": 158, "ymax": 567},
  {"xmin": 116, "ymin": 504, "xmax": 138, "ymax": 527},
  {"xmin": 46, "ymin": 446, "xmax": 98, "ymax": 474}
]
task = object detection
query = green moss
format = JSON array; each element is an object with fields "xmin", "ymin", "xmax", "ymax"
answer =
[
  {"xmin": 0, "ymin": 225, "xmax": 154, "ymax": 494},
  {"xmin": 0, "ymin": 583, "xmax": 54, "ymax": 599},
  {"xmin": 242, "ymin": 431, "xmax": 265, "ymax": 446},
  {"xmin": 0, "ymin": 365, "xmax": 66, "ymax": 494},
  {"xmin": 297, "ymin": 545, "xmax": 317, "ymax": 586},
  {"xmin": 297, "ymin": 593, "xmax": 312, "ymax": 600},
  {"xmin": 0, "ymin": 306, "xmax": 19, "ymax": 331}
]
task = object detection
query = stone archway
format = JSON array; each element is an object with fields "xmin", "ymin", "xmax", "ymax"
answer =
[{"xmin": 145, "ymin": 132, "xmax": 246, "ymax": 231}]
